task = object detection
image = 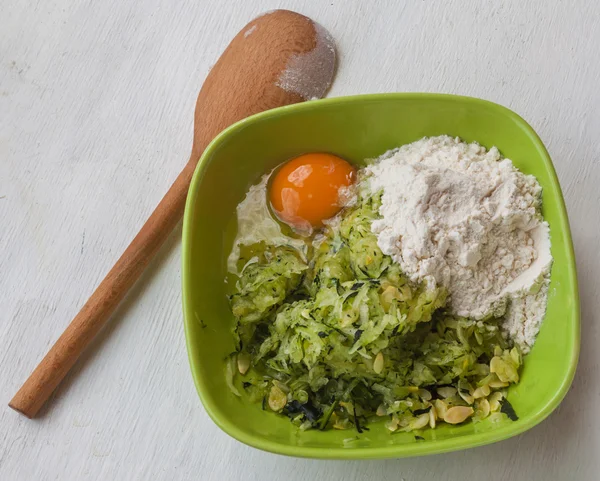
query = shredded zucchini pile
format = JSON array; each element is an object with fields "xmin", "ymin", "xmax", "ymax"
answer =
[{"xmin": 227, "ymin": 192, "xmax": 521, "ymax": 433}]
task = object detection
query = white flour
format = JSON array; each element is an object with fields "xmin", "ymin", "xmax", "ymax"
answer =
[
  {"xmin": 275, "ymin": 21, "xmax": 336, "ymax": 100},
  {"xmin": 503, "ymin": 278, "xmax": 550, "ymax": 353},
  {"xmin": 365, "ymin": 136, "xmax": 552, "ymax": 352}
]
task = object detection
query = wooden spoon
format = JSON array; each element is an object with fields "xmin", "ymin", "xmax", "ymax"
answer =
[{"xmin": 10, "ymin": 9, "xmax": 336, "ymax": 418}]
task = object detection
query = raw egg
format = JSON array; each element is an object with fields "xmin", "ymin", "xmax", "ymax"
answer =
[{"xmin": 269, "ymin": 153, "xmax": 355, "ymax": 232}]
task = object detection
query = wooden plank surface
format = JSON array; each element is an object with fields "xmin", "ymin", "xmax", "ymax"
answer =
[{"xmin": 1, "ymin": 1, "xmax": 598, "ymax": 479}]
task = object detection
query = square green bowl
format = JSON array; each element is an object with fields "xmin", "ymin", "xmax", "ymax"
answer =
[{"xmin": 182, "ymin": 93, "xmax": 579, "ymax": 459}]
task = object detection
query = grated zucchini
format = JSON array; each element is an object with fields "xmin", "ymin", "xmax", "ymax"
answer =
[{"xmin": 227, "ymin": 189, "xmax": 521, "ymax": 432}]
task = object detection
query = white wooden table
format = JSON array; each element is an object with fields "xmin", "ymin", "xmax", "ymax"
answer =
[{"xmin": 2, "ymin": 1, "xmax": 598, "ymax": 479}]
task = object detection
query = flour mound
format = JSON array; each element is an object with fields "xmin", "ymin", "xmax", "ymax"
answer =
[{"xmin": 366, "ymin": 136, "xmax": 552, "ymax": 334}]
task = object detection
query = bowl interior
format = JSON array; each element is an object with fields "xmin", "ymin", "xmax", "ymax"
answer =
[{"xmin": 182, "ymin": 94, "xmax": 579, "ymax": 459}]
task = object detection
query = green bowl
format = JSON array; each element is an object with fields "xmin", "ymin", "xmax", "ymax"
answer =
[{"xmin": 182, "ymin": 93, "xmax": 579, "ymax": 459}]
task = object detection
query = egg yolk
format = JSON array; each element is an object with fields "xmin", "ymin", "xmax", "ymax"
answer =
[{"xmin": 270, "ymin": 153, "xmax": 355, "ymax": 231}]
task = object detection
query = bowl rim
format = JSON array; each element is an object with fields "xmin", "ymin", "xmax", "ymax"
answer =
[{"xmin": 181, "ymin": 92, "xmax": 580, "ymax": 459}]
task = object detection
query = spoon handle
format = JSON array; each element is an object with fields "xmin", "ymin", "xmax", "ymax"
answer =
[
  {"xmin": 9, "ymin": 161, "xmax": 197, "ymax": 418},
  {"xmin": 8, "ymin": 9, "xmax": 335, "ymax": 418}
]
